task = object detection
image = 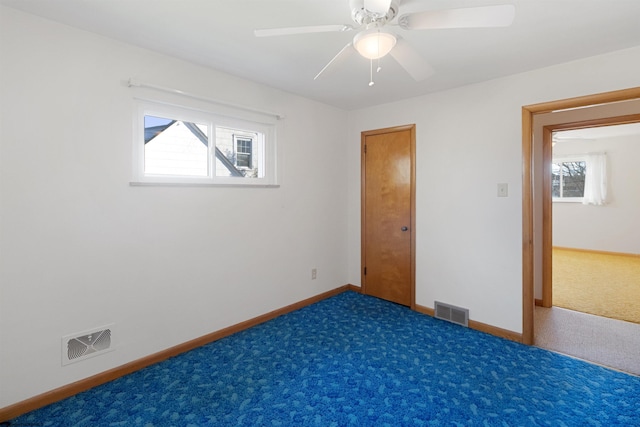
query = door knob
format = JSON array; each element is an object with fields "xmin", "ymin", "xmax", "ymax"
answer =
[{"xmin": 401, "ymin": 226, "xmax": 408, "ymax": 231}]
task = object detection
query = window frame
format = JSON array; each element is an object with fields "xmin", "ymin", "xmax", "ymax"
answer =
[
  {"xmin": 132, "ymin": 100, "xmax": 278, "ymax": 187},
  {"xmin": 551, "ymin": 155, "xmax": 586, "ymax": 203}
]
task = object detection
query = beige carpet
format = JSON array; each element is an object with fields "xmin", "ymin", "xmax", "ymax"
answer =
[
  {"xmin": 553, "ymin": 248, "xmax": 640, "ymax": 324},
  {"xmin": 535, "ymin": 306, "xmax": 640, "ymax": 376}
]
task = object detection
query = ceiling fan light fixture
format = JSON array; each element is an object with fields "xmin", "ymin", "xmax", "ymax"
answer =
[{"xmin": 353, "ymin": 29, "xmax": 396, "ymax": 59}]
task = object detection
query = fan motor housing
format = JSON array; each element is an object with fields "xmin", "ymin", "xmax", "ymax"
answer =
[{"xmin": 350, "ymin": 0, "xmax": 399, "ymax": 26}]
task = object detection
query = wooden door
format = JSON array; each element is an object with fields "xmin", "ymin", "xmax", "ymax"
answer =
[{"xmin": 361, "ymin": 124, "xmax": 415, "ymax": 307}]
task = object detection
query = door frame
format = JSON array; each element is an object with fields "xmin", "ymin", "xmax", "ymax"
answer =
[
  {"xmin": 521, "ymin": 87, "xmax": 640, "ymax": 345},
  {"xmin": 361, "ymin": 124, "xmax": 416, "ymax": 309}
]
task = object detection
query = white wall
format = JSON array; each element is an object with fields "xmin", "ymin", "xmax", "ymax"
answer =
[
  {"xmin": 347, "ymin": 45, "xmax": 640, "ymax": 333},
  {"xmin": 0, "ymin": 7, "xmax": 349, "ymax": 407},
  {"xmin": 552, "ymin": 134, "xmax": 640, "ymax": 254}
]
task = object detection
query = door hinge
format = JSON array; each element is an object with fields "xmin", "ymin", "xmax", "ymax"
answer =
[
  {"xmin": 364, "ymin": 144, "xmax": 367, "ymax": 154},
  {"xmin": 364, "ymin": 267, "xmax": 367, "ymax": 275}
]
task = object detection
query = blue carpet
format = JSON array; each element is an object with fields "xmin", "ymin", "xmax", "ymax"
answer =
[{"xmin": 10, "ymin": 291, "xmax": 640, "ymax": 426}]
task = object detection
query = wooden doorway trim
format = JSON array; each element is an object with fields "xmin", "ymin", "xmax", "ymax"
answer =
[
  {"xmin": 361, "ymin": 124, "xmax": 416, "ymax": 309},
  {"xmin": 521, "ymin": 87, "xmax": 640, "ymax": 345}
]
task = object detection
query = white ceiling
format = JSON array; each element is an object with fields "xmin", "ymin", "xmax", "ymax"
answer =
[{"xmin": 3, "ymin": 0, "xmax": 640, "ymax": 110}]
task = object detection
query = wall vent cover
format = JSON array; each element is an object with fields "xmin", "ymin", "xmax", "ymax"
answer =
[
  {"xmin": 434, "ymin": 301, "xmax": 469, "ymax": 327},
  {"xmin": 62, "ymin": 324, "xmax": 115, "ymax": 365}
]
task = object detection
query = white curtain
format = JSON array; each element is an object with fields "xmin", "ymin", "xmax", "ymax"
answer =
[{"xmin": 583, "ymin": 153, "xmax": 607, "ymax": 205}]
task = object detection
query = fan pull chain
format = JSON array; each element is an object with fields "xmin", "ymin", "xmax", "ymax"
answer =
[
  {"xmin": 369, "ymin": 59, "xmax": 375, "ymax": 86},
  {"xmin": 376, "ymin": 30, "xmax": 382, "ymax": 73}
]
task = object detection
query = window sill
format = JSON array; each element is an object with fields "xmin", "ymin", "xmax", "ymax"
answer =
[
  {"xmin": 552, "ymin": 198, "xmax": 584, "ymax": 203},
  {"xmin": 129, "ymin": 181, "xmax": 280, "ymax": 188}
]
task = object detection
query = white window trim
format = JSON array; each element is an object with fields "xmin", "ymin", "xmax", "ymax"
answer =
[
  {"xmin": 552, "ymin": 155, "xmax": 586, "ymax": 203},
  {"xmin": 131, "ymin": 100, "xmax": 278, "ymax": 187}
]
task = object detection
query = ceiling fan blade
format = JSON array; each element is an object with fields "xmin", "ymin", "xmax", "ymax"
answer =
[
  {"xmin": 389, "ymin": 38, "xmax": 434, "ymax": 81},
  {"xmin": 364, "ymin": 0, "xmax": 392, "ymax": 15},
  {"xmin": 399, "ymin": 5, "xmax": 515, "ymax": 30},
  {"xmin": 255, "ymin": 24, "xmax": 353, "ymax": 37},
  {"xmin": 314, "ymin": 42, "xmax": 354, "ymax": 80}
]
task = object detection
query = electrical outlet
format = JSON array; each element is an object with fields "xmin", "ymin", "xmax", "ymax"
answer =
[{"xmin": 311, "ymin": 268, "xmax": 317, "ymax": 280}]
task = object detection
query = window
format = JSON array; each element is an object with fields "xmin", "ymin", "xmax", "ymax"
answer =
[
  {"xmin": 552, "ymin": 158, "xmax": 586, "ymax": 201},
  {"xmin": 134, "ymin": 101, "xmax": 277, "ymax": 186},
  {"xmin": 144, "ymin": 116, "xmax": 209, "ymax": 177},
  {"xmin": 234, "ymin": 135, "xmax": 253, "ymax": 169}
]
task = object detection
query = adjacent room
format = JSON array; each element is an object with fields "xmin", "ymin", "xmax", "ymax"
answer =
[
  {"xmin": 551, "ymin": 123, "xmax": 640, "ymax": 324},
  {"xmin": 1, "ymin": 0, "xmax": 640, "ymax": 425},
  {"xmin": 534, "ymin": 121, "xmax": 640, "ymax": 376}
]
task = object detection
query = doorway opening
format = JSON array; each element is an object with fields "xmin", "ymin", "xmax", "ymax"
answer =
[
  {"xmin": 521, "ymin": 86, "xmax": 640, "ymax": 345},
  {"xmin": 523, "ymin": 89, "xmax": 640, "ymax": 374},
  {"xmin": 544, "ymin": 123, "xmax": 640, "ymax": 325}
]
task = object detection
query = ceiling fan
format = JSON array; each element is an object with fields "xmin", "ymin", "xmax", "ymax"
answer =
[{"xmin": 255, "ymin": 0, "xmax": 515, "ymax": 86}]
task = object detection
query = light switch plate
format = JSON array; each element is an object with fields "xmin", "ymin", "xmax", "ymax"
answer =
[{"xmin": 497, "ymin": 183, "xmax": 508, "ymax": 197}]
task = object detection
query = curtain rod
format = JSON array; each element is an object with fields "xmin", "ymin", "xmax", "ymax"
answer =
[{"xmin": 127, "ymin": 78, "xmax": 285, "ymax": 120}]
